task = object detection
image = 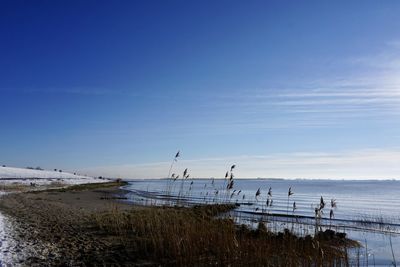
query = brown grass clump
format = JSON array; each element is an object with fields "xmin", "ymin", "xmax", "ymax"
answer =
[
  {"xmin": 92, "ymin": 205, "xmax": 357, "ymax": 266},
  {"xmin": 0, "ymin": 182, "xmax": 34, "ymax": 192},
  {"xmin": 35, "ymin": 180, "xmax": 128, "ymax": 193}
]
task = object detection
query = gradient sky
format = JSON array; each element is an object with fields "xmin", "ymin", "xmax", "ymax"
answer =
[{"xmin": 1, "ymin": 1, "xmax": 400, "ymax": 179}]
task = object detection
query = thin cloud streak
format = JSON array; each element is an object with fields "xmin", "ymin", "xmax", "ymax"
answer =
[
  {"xmin": 208, "ymin": 40, "xmax": 400, "ymax": 130},
  {"xmin": 209, "ymin": 72, "xmax": 400, "ymax": 130}
]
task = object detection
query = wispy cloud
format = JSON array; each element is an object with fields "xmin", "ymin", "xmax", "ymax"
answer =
[
  {"xmin": 80, "ymin": 149, "xmax": 400, "ymax": 180},
  {"xmin": 205, "ymin": 40, "xmax": 400, "ymax": 130}
]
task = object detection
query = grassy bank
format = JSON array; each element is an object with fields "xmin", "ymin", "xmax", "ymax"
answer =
[
  {"xmin": 93, "ymin": 205, "xmax": 358, "ymax": 266},
  {"xmin": 0, "ymin": 182, "xmax": 358, "ymax": 266},
  {"xmin": 32, "ymin": 180, "xmax": 128, "ymax": 193}
]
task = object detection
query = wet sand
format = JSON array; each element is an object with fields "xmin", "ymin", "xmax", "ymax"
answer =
[{"xmin": 0, "ymin": 182, "xmax": 140, "ymax": 266}]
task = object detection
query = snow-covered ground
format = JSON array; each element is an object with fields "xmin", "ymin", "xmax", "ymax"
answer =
[{"xmin": 0, "ymin": 166, "xmax": 108, "ymax": 186}]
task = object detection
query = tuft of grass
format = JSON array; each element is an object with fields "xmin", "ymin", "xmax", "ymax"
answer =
[
  {"xmin": 92, "ymin": 204, "xmax": 357, "ymax": 266},
  {"xmin": 0, "ymin": 182, "xmax": 32, "ymax": 192},
  {"xmin": 31, "ymin": 180, "xmax": 128, "ymax": 194}
]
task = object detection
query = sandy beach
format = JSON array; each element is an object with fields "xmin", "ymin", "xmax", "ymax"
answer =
[{"xmin": 0, "ymin": 182, "xmax": 138, "ymax": 266}]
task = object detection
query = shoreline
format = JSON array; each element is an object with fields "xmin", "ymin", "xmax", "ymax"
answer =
[{"xmin": 0, "ymin": 181, "xmax": 359, "ymax": 266}]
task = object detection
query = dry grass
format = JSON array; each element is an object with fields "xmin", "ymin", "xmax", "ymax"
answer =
[
  {"xmin": 92, "ymin": 204, "xmax": 357, "ymax": 266},
  {"xmin": 29, "ymin": 180, "xmax": 128, "ymax": 193},
  {"xmin": 0, "ymin": 182, "xmax": 32, "ymax": 192}
]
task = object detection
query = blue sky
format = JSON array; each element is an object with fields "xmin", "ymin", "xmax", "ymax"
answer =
[{"xmin": 1, "ymin": 1, "xmax": 400, "ymax": 179}]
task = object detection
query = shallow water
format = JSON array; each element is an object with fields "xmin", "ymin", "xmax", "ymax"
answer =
[{"xmin": 123, "ymin": 178, "xmax": 400, "ymax": 266}]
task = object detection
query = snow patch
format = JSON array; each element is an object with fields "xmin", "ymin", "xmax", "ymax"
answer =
[{"xmin": 0, "ymin": 166, "xmax": 107, "ymax": 186}]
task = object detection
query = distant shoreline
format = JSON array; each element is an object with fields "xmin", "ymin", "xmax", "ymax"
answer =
[{"xmin": 127, "ymin": 177, "xmax": 399, "ymax": 181}]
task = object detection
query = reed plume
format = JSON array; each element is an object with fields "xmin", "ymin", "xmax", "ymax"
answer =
[
  {"xmin": 329, "ymin": 198, "xmax": 337, "ymax": 229},
  {"xmin": 255, "ymin": 188, "xmax": 261, "ymax": 200},
  {"xmin": 287, "ymin": 187, "xmax": 293, "ymax": 216},
  {"xmin": 166, "ymin": 150, "xmax": 181, "ymax": 197},
  {"xmin": 224, "ymin": 164, "xmax": 236, "ymax": 202}
]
